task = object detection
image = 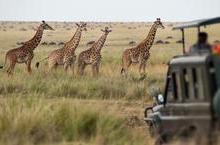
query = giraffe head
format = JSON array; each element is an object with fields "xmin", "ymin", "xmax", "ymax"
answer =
[
  {"xmin": 75, "ymin": 22, "xmax": 87, "ymax": 31},
  {"xmin": 101, "ymin": 27, "xmax": 112, "ymax": 35},
  {"xmin": 154, "ymin": 18, "xmax": 165, "ymax": 29},
  {"xmin": 41, "ymin": 21, "xmax": 54, "ymax": 30}
]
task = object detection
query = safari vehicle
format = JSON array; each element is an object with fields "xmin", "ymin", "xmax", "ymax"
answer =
[{"xmin": 144, "ymin": 17, "xmax": 220, "ymax": 145}]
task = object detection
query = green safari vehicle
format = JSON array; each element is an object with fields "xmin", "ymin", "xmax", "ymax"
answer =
[{"xmin": 144, "ymin": 17, "xmax": 220, "ymax": 145}]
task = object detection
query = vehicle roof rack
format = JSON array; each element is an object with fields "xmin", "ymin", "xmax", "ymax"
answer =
[
  {"xmin": 173, "ymin": 17, "xmax": 220, "ymax": 54},
  {"xmin": 173, "ymin": 17, "xmax": 220, "ymax": 30}
]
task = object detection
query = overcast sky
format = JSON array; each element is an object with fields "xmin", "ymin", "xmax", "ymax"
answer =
[{"xmin": 0, "ymin": 0, "xmax": 219, "ymax": 22}]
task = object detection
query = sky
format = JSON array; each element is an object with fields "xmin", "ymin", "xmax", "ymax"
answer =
[{"xmin": 0, "ymin": 0, "xmax": 219, "ymax": 22}]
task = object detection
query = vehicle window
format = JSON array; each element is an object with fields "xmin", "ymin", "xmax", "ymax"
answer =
[
  {"xmin": 192, "ymin": 68, "xmax": 198, "ymax": 99},
  {"xmin": 166, "ymin": 62, "xmax": 213, "ymax": 102},
  {"xmin": 209, "ymin": 61, "xmax": 217, "ymax": 97},
  {"xmin": 166, "ymin": 72, "xmax": 178, "ymax": 102},
  {"xmin": 183, "ymin": 67, "xmax": 206, "ymax": 101},
  {"xmin": 196, "ymin": 67, "xmax": 205, "ymax": 100},
  {"xmin": 172, "ymin": 73, "xmax": 178, "ymax": 101},
  {"xmin": 166, "ymin": 68, "xmax": 206, "ymax": 103},
  {"xmin": 183, "ymin": 68, "xmax": 189, "ymax": 99},
  {"xmin": 175, "ymin": 72, "xmax": 183, "ymax": 101},
  {"xmin": 186, "ymin": 68, "xmax": 195, "ymax": 100},
  {"xmin": 188, "ymin": 67, "xmax": 205, "ymax": 101}
]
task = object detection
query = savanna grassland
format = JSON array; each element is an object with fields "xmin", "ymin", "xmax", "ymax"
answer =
[{"xmin": 0, "ymin": 21, "xmax": 220, "ymax": 145}]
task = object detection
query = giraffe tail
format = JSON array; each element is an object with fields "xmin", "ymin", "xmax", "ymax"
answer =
[
  {"xmin": 121, "ymin": 68, "xmax": 125, "ymax": 74},
  {"xmin": 121, "ymin": 55, "xmax": 125, "ymax": 74},
  {"xmin": 35, "ymin": 62, "xmax": 40, "ymax": 68},
  {"xmin": 35, "ymin": 57, "xmax": 49, "ymax": 68}
]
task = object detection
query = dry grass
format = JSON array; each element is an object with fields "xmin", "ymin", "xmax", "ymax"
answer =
[{"xmin": 0, "ymin": 97, "xmax": 153, "ymax": 145}]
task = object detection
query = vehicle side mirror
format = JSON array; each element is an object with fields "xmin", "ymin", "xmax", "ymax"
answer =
[{"xmin": 157, "ymin": 94, "xmax": 164, "ymax": 104}]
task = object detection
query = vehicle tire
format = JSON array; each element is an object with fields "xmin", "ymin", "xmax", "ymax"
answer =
[
  {"xmin": 154, "ymin": 136, "xmax": 164, "ymax": 145},
  {"xmin": 149, "ymin": 122, "xmax": 156, "ymax": 137},
  {"xmin": 177, "ymin": 125, "xmax": 196, "ymax": 139},
  {"xmin": 154, "ymin": 132, "xmax": 172, "ymax": 145}
]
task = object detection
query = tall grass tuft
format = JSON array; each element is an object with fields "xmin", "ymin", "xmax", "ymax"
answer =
[{"xmin": 0, "ymin": 98, "xmax": 148, "ymax": 145}]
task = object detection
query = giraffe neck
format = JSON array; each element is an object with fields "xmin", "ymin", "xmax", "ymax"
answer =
[
  {"xmin": 64, "ymin": 27, "xmax": 82, "ymax": 51},
  {"xmin": 92, "ymin": 33, "xmax": 108, "ymax": 52},
  {"xmin": 26, "ymin": 25, "xmax": 44, "ymax": 51},
  {"xmin": 140, "ymin": 23, "xmax": 158, "ymax": 49}
]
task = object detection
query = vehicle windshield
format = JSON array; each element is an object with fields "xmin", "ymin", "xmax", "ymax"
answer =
[{"xmin": 165, "ymin": 58, "xmax": 218, "ymax": 103}]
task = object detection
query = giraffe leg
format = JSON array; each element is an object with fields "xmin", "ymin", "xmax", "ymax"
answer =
[
  {"xmin": 96, "ymin": 63, "xmax": 100, "ymax": 75},
  {"xmin": 7, "ymin": 61, "xmax": 16, "ymax": 76},
  {"xmin": 70, "ymin": 63, "xmax": 75, "ymax": 75},
  {"xmin": 139, "ymin": 61, "xmax": 147, "ymax": 75},
  {"xmin": 123, "ymin": 60, "xmax": 132, "ymax": 76},
  {"xmin": 53, "ymin": 64, "xmax": 58, "ymax": 71},
  {"xmin": 64, "ymin": 63, "xmax": 69, "ymax": 72},
  {"xmin": 121, "ymin": 51, "xmax": 132, "ymax": 75},
  {"xmin": 92, "ymin": 65, "xmax": 96, "ymax": 76},
  {"xmin": 139, "ymin": 63, "xmax": 143, "ymax": 75},
  {"xmin": 6, "ymin": 62, "xmax": 11, "ymax": 74},
  {"xmin": 77, "ymin": 62, "xmax": 81, "ymax": 75},
  {"xmin": 49, "ymin": 63, "xmax": 58, "ymax": 72},
  {"xmin": 141, "ymin": 58, "xmax": 148, "ymax": 74},
  {"xmin": 71, "ymin": 56, "xmax": 76, "ymax": 75},
  {"xmin": 142, "ymin": 63, "xmax": 147, "ymax": 74},
  {"xmin": 139, "ymin": 62, "xmax": 147, "ymax": 75},
  {"xmin": 92, "ymin": 63, "xmax": 99, "ymax": 77},
  {"xmin": 142, "ymin": 54, "xmax": 149, "ymax": 75},
  {"xmin": 6, "ymin": 66, "xmax": 11, "ymax": 75},
  {"xmin": 81, "ymin": 64, "xmax": 86, "ymax": 76},
  {"xmin": 48, "ymin": 59, "xmax": 58, "ymax": 71},
  {"xmin": 93, "ymin": 61, "xmax": 100, "ymax": 77},
  {"xmin": 78, "ymin": 63, "xmax": 86, "ymax": 76},
  {"xmin": 77, "ymin": 58, "xmax": 85, "ymax": 75}
]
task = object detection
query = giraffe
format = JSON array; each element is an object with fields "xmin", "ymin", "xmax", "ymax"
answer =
[
  {"xmin": 121, "ymin": 18, "xmax": 164, "ymax": 75},
  {"xmin": 77, "ymin": 27, "xmax": 112, "ymax": 76},
  {"xmin": 0, "ymin": 21, "xmax": 54, "ymax": 75},
  {"xmin": 35, "ymin": 22, "xmax": 87, "ymax": 74}
]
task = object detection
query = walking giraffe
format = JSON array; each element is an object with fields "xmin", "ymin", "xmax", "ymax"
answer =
[
  {"xmin": 77, "ymin": 27, "xmax": 112, "ymax": 76},
  {"xmin": 121, "ymin": 18, "xmax": 164, "ymax": 75},
  {"xmin": 0, "ymin": 21, "xmax": 54, "ymax": 75},
  {"xmin": 35, "ymin": 22, "xmax": 87, "ymax": 74}
]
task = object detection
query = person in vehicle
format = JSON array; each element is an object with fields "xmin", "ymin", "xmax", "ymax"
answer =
[{"xmin": 188, "ymin": 32, "xmax": 212, "ymax": 54}]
